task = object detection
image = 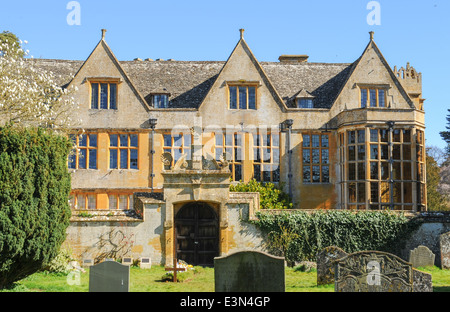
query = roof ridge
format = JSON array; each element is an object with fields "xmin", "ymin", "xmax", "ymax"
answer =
[{"xmin": 31, "ymin": 58, "xmax": 352, "ymax": 66}]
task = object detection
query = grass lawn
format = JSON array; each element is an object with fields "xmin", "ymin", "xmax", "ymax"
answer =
[{"xmin": 3, "ymin": 265, "xmax": 449, "ymax": 292}]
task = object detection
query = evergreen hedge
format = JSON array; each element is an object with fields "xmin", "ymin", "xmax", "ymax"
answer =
[
  {"xmin": 253, "ymin": 210, "xmax": 422, "ymax": 263},
  {"xmin": 0, "ymin": 126, "xmax": 72, "ymax": 288}
]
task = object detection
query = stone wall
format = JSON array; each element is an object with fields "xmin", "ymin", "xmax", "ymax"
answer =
[
  {"xmin": 65, "ymin": 209, "xmax": 450, "ymax": 268},
  {"xmin": 65, "ymin": 193, "xmax": 267, "ymax": 265},
  {"xmin": 398, "ymin": 212, "xmax": 450, "ymax": 267}
]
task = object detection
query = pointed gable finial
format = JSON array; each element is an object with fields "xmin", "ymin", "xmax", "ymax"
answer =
[
  {"xmin": 101, "ymin": 29, "xmax": 107, "ymax": 40},
  {"xmin": 239, "ymin": 29, "xmax": 245, "ymax": 40},
  {"xmin": 369, "ymin": 31, "xmax": 374, "ymax": 41}
]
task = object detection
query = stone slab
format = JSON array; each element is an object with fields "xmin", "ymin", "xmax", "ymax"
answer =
[
  {"xmin": 335, "ymin": 251, "xmax": 413, "ymax": 292},
  {"xmin": 316, "ymin": 246, "xmax": 348, "ymax": 285},
  {"xmin": 440, "ymin": 232, "xmax": 450, "ymax": 269},
  {"xmin": 89, "ymin": 261, "xmax": 130, "ymax": 292},
  {"xmin": 214, "ymin": 250, "xmax": 285, "ymax": 292},
  {"xmin": 413, "ymin": 269, "xmax": 433, "ymax": 292},
  {"xmin": 409, "ymin": 245, "xmax": 435, "ymax": 268}
]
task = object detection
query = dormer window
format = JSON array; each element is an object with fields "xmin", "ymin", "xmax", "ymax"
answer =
[
  {"xmin": 295, "ymin": 89, "xmax": 315, "ymax": 108},
  {"xmin": 89, "ymin": 79, "xmax": 120, "ymax": 110},
  {"xmin": 360, "ymin": 87, "xmax": 387, "ymax": 108},
  {"xmin": 152, "ymin": 94, "xmax": 169, "ymax": 108},
  {"xmin": 297, "ymin": 98, "xmax": 314, "ymax": 108}
]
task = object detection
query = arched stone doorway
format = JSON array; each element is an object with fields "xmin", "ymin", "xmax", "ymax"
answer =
[{"xmin": 175, "ymin": 202, "xmax": 219, "ymax": 267}]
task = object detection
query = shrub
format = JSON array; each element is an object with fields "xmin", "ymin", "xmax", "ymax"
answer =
[
  {"xmin": 230, "ymin": 179, "xmax": 293, "ymax": 209},
  {"xmin": 253, "ymin": 210, "xmax": 422, "ymax": 263},
  {"xmin": 42, "ymin": 247, "xmax": 74, "ymax": 274},
  {"xmin": 293, "ymin": 261, "xmax": 317, "ymax": 273},
  {"xmin": 0, "ymin": 126, "xmax": 72, "ymax": 288}
]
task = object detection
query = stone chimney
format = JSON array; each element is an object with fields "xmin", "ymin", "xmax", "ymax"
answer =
[{"xmin": 278, "ymin": 55, "xmax": 309, "ymax": 63}]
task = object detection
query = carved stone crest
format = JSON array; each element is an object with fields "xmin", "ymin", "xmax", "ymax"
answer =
[
  {"xmin": 335, "ymin": 251, "xmax": 413, "ymax": 292},
  {"xmin": 161, "ymin": 152, "xmax": 173, "ymax": 170}
]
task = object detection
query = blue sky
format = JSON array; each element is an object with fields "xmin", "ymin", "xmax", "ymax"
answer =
[{"xmin": 1, "ymin": 0, "xmax": 449, "ymax": 149}]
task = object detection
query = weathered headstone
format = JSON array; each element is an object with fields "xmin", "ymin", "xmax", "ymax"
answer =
[
  {"xmin": 413, "ymin": 269, "xmax": 433, "ymax": 292},
  {"xmin": 214, "ymin": 250, "xmax": 285, "ymax": 292},
  {"xmin": 335, "ymin": 251, "xmax": 414, "ymax": 292},
  {"xmin": 440, "ymin": 231, "xmax": 450, "ymax": 269},
  {"xmin": 409, "ymin": 245, "xmax": 435, "ymax": 268},
  {"xmin": 316, "ymin": 246, "xmax": 348, "ymax": 285},
  {"xmin": 89, "ymin": 261, "xmax": 130, "ymax": 292}
]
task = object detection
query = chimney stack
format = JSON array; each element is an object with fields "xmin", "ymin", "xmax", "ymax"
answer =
[{"xmin": 278, "ymin": 55, "xmax": 309, "ymax": 63}]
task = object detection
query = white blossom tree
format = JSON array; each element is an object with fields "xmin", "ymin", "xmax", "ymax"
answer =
[{"xmin": 0, "ymin": 33, "xmax": 79, "ymax": 131}]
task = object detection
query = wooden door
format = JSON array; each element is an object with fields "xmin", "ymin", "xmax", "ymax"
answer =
[{"xmin": 175, "ymin": 202, "xmax": 219, "ymax": 266}]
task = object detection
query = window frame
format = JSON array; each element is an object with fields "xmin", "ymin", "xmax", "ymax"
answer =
[
  {"xmin": 297, "ymin": 98, "xmax": 314, "ymax": 109},
  {"xmin": 228, "ymin": 84, "xmax": 257, "ymax": 110},
  {"xmin": 341, "ymin": 127, "xmax": 415, "ymax": 211},
  {"xmin": 252, "ymin": 132, "xmax": 280, "ymax": 183},
  {"xmin": 90, "ymin": 80, "xmax": 119, "ymax": 110},
  {"xmin": 163, "ymin": 132, "xmax": 193, "ymax": 168},
  {"xmin": 213, "ymin": 132, "xmax": 243, "ymax": 182},
  {"xmin": 302, "ymin": 133, "xmax": 330, "ymax": 184},
  {"xmin": 360, "ymin": 86, "xmax": 388, "ymax": 108},
  {"xmin": 109, "ymin": 133, "xmax": 139, "ymax": 170},
  {"xmin": 70, "ymin": 193, "xmax": 97, "ymax": 210},
  {"xmin": 108, "ymin": 193, "xmax": 134, "ymax": 210},
  {"xmin": 68, "ymin": 133, "xmax": 98, "ymax": 170},
  {"xmin": 151, "ymin": 93, "xmax": 170, "ymax": 109}
]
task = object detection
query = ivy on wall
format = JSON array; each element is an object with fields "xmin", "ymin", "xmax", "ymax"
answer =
[{"xmin": 252, "ymin": 210, "xmax": 422, "ymax": 263}]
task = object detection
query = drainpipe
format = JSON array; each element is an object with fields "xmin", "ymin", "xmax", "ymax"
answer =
[
  {"xmin": 284, "ymin": 119, "xmax": 294, "ymax": 200},
  {"xmin": 149, "ymin": 118, "xmax": 158, "ymax": 193},
  {"xmin": 387, "ymin": 121, "xmax": 395, "ymax": 210}
]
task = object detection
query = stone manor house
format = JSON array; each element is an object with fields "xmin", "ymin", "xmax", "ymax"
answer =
[{"xmin": 34, "ymin": 29, "xmax": 426, "ymax": 266}]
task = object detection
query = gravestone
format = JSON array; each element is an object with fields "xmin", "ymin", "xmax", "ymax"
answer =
[
  {"xmin": 335, "ymin": 251, "xmax": 414, "ymax": 292},
  {"xmin": 413, "ymin": 269, "xmax": 433, "ymax": 292},
  {"xmin": 440, "ymin": 231, "xmax": 450, "ymax": 269},
  {"xmin": 316, "ymin": 246, "xmax": 348, "ymax": 285},
  {"xmin": 409, "ymin": 245, "xmax": 435, "ymax": 268},
  {"xmin": 121, "ymin": 257, "xmax": 133, "ymax": 266},
  {"xmin": 214, "ymin": 250, "xmax": 285, "ymax": 292},
  {"xmin": 140, "ymin": 257, "xmax": 151, "ymax": 269},
  {"xmin": 89, "ymin": 261, "xmax": 130, "ymax": 292},
  {"xmin": 82, "ymin": 259, "xmax": 94, "ymax": 268}
]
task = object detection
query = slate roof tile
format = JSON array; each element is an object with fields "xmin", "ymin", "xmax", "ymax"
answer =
[{"xmin": 29, "ymin": 58, "xmax": 354, "ymax": 109}]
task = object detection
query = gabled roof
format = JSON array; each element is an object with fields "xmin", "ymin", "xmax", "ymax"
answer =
[
  {"xmin": 329, "ymin": 32, "xmax": 415, "ymax": 110},
  {"xmin": 61, "ymin": 30, "xmax": 151, "ymax": 111},
  {"xmin": 30, "ymin": 31, "xmax": 392, "ymax": 111},
  {"xmin": 30, "ymin": 58, "xmax": 352, "ymax": 110},
  {"xmin": 198, "ymin": 30, "xmax": 288, "ymax": 111}
]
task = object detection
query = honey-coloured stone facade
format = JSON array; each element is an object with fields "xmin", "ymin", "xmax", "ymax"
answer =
[{"xmin": 33, "ymin": 29, "xmax": 427, "ymax": 264}]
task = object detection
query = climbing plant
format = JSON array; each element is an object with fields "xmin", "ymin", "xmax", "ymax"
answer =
[{"xmin": 252, "ymin": 210, "xmax": 422, "ymax": 263}]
